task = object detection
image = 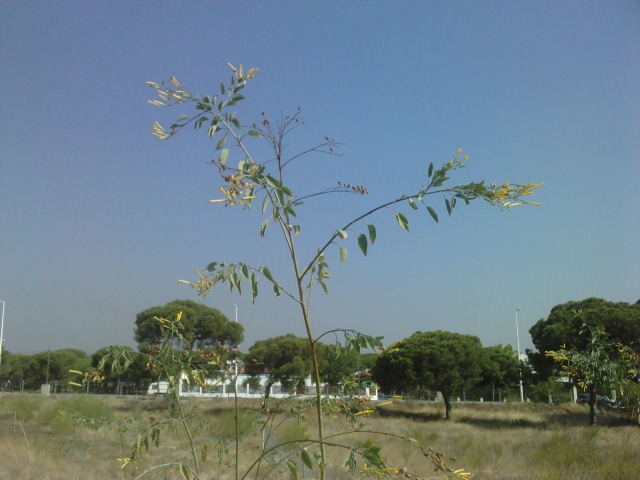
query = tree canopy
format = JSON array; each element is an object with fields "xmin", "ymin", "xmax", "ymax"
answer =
[
  {"xmin": 91, "ymin": 346, "xmax": 150, "ymax": 392},
  {"xmin": 529, "ymin": 298, "xmax": 640, "ymax": 378},
  {"xmin": 1, "ymin": 348, "xmax": 91, "ymax": 391},
  {"xmin": 477, "ymin": 344, "xmax": 521, "ymax": 397},
  {"xmin": 546, "ymin": 322, "xmax": 638, "ymax": 425},
  {"xmin": 372, "ymin": 331, "xmax": 485, "ymax": 419},
  {"xmin": 134, "ymin": 300, "xmax": 243, "ymax": 350},
  {"xmin": 243, "ymin": 334, "xmax": 363, "ymax": 396},
  {"xmin": 244, "ymin": 334, "xmax": 312, "ymax": 396}
]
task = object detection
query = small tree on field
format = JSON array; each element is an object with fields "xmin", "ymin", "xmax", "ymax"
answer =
[
  {"xmin": 373, "ymin": 331, "xmax": 486, "ymax": 419},
  {"xmin": 135, "ymin": 299, "xmax": 243, "ymax": 351},
  {"xmin": 478, "ymin": 344, "xmax": 521, "ymax": 401},
  {"xmin": 244, "ymin": 334, "xmax": 312, "ymax": 398},
  {"xmin": 546, "ymin": 321, "xmax": 635, "ymax": 426},
  {"xmin": 530, "ymin": 298, "xmax": 640, "ymax": 379},
  {"xmin": 143, "ymin": 64, "xmax": 542, "ymax": 478}
]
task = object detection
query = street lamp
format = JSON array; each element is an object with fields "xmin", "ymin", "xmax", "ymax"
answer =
[
  {"xmin": 0, "ymin": 300, "xmax": 5, "ymax": 377},
  {"xmin": 233, "ymin": 305, "xmax": 239, "ymax": 381},
  {"xmin": 516, "ymin": 308, "xmax": 524, "ymax": 402}
]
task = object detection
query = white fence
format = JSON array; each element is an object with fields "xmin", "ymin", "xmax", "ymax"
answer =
[{"xmin": 148, "ymin": 374, "xmax": 378, "ymax": 400}]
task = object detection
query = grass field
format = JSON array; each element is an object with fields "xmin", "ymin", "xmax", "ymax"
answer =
[{"xmin": 0, "ymin": 393, "xmax": 638, "ymax": 479}]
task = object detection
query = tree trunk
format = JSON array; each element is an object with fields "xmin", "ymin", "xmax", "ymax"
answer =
[
  {"xmin": 443, "ymin": 395, "xmax": 452, "ymax": 420},
  {"xmin": 588, "ymin": 384, "xmax": 597, "ymax": 426},
  {"xmin": 264, "ymin": 380, "xmax": 274, "ymax": 400}
]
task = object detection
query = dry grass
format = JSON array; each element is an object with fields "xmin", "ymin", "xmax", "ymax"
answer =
[{"xmin": 0, "ymin": 393, "xmax": 638, "ymax": 479}]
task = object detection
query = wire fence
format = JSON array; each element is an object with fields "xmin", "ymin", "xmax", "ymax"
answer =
[{"xmin": 499, "ymin": 472, "xmax": 640, "ymax": 480}]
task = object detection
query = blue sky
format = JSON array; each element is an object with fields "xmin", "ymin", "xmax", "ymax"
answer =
[{"xmin": 1, "ymin": 1, "xmax": 638, "ymax": 356}]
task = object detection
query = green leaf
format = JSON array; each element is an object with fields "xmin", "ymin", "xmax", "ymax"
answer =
[
  {"xmin": 231, "ymin": 272, "xmax": 241, "ymax": 294},
  {"xmin": 264, "ymin": 174, "xmax": 279, "ymax": 189},
  {"xmin": 179, "ymin": 463, "xmax": 190, "ymax": 480},
  {"xmin": 428, "ymin": 162, "xmax": 434, "ymax": 178},
  {"xmin": 274, "ymin": 188, "xmax": 286, "ymax": 207},
  {"xmin": 408, "ymin": 197, "xmax": 419, "ymax": 210},
  {"xmin": 262, "ymin": 267, "xmax": 275, "ymax": 283},
  {"xmin": 344, "ymin": 450, "xmax": 357, "ymax": 474},
  {"xmin": 251, "ymin": 272, "xmax": 258, "ymax": 303},
  {"xmin": 201, "ymin": 443, "xmax": 208, "ymax": 463},
  {"xmin": 241, "ymin": 264, "xmax": 249, "ymax": 279},
  {"xmin": 285, "ymin": 205, "xmax": 297, "ymax": 217},
  {"xmin": 427, "ymin": 206, "xmax": 439, "ymax": 223},
  {"xmin": 208, "ymin": 124, "xmax": 218, "ymax": 140},
  {"xmin": 216, "ymin": 134, "xmax": 227, "ymax": 150},
  {"xmin": 260, "ymin": 218, "xmax": 269, "ymax": 237},
  {"xmin": 396, "ymin": 212, "xmax": 409, "ymax": 232},
  {"xmin": 445, "ymin": 198, "xmax": 452, "ymax": 216},
  {"xmin": 220, "ymin": 82, "xmax": 226, "ymax": 95},
  {"xmin": 406, "ymin": 436, "xmax": 421, "ymax": 447},
  {"xmin": 248, "ymin": 130, "xmax": 262, "ymax": 138},
  {"xmin": 300, "ymin": 448, "xmax": 315, "ymax": 470},
  {"xmin": 286, "ymin": 459, "xmax": 298, "ymax": 480},
  {"xmin": 358, "ymin": 234, "xmax": 368, "ymax": 256},
  {"xmin": 340, "ymin": 247, "xmax": 348, "ymax": 265},
  {"xmin": 262, "ymin": 196, "xmax": 270, "ymax": 214},
  {"xmin": 219, "ymin": 149, "xmax": 229, "ymax": 165},
  {"xmin": 367, "ymin": 224, "xmax": 377, "ymax": 245}
]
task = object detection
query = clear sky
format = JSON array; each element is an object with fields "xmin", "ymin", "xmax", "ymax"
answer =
[{"xmin": 1, "ymin": 1, "xmax": 638, "ymax": 357}]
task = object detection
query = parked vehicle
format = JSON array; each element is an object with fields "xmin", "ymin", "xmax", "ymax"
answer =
[{"xmin": 577, "ymin": 393, "xmax": 615, "ymax": 407}]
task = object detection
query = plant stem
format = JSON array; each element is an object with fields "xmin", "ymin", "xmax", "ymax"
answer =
[{"xmin": 175, "ymin": 390, "xmax": 200, "ymax": 476}]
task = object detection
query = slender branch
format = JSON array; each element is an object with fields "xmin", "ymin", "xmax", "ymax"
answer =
[
  {"xmin": 282, "ymin": 140, "xmax": 342, "ymax": 169},
  {"xmin": 296, "ymin": 186, "xmax": 366, "ymax": 204},
  {"xmin": 300, "ymin": 187, "xmax": 453, "ymax": 280}
]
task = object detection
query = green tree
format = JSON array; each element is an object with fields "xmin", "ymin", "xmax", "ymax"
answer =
[
  {"xmin": 244, "ymin": 335, "xmax": 365, "ymax": 397},
  {"xmin": 49, "ymin": 349, "xmax": 91, "ymax": 386},
  {"xmin": 91, "ymin": 346, "xmax": 150, "ymax": 394},
  {"xmin": 546, "ymin": 322, "xmax": 634, "ymax": 426},
  {"xmin": 146, "ymin": 64, "xmax": 541, "ymax": 478},
  {"xmin": 244, "ymin": 334, "xmax": 312, "ymax": 397},
  {"xmin": 477, "ymin": 344, "xmax": 521, "ymax": 401},
  {"xmin": 373, "ymin": 331, "xmax": 486, "ymax": 419},
  {"xmin": 317, "ymin": 343, "xmax": 362, "ymax": 387},
  {"xmin": 7, "ymin": 349, "xmax": 91, "ymax": 391},
  {"xmin": 1, "ymin": 351, "xmax": 36, "ymax": 390},
  {"xmin": 529, "ymin": 298, "xmax": 640, "ymax": 379},
  {"xmin": 134, "ymin": 299, "xmax": 243, "ymax": 350}
]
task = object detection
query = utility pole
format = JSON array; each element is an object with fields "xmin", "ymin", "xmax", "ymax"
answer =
[
  {"xmin": 0, "ymin": 300, "xmax": 5, "ymax": 378},
  {"xmin": 234, "ymin": 305, "xmax": 239, "ymax": 389},
  {"xmin": 516, "ymin": 308, "xmax": 524, "ymax": 402}
]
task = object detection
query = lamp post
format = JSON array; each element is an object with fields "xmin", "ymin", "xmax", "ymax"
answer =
[
  {"xmin": 516, "ymin": 308, "xmax": 524, "ymax": 402},
  {"xmin": 0, "ymin": 300, "xmax": 5, "ymax": 378},
  {"xmin": 233, "ymin": 305, "xmax": 239, "ymax": 383}
]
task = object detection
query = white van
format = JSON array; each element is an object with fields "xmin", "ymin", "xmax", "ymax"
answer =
[{"xmin": 147, "ymin": 381, "xmax": 170, "ymax": 395}]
